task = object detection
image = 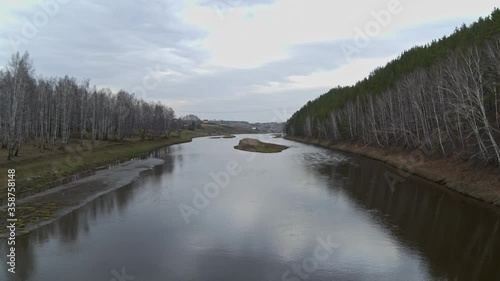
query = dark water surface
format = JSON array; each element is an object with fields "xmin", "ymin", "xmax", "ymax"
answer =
[{"xmin": 1, "ymin": 134, "xmax": 499, "ymax": 281}]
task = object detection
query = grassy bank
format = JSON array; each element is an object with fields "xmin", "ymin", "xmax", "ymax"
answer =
[
  {"xmin": 285, "ymin": 136, "xmax": 500, "ymax": 207},
  {"xmin": 0, "ymin": 131, "xmax": 195, "ymax": 200}
]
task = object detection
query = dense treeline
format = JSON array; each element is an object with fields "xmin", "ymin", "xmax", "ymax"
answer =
[
  {"xmin": 0, "ymin": 52, "xmax": 177, "ymax": 160},
  {"xmin": 286, "ymin": 9, "xmax": 500, "ymax": 166}
]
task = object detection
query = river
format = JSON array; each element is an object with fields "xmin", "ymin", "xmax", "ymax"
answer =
[{"xmin": 1, "ymin": 134, "xmax": 499, "ymax": 281}]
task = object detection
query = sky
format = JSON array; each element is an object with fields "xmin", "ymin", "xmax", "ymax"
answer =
[{"xmin": 0, "ymin": 0, "xmax": 498, "ymax": 122}]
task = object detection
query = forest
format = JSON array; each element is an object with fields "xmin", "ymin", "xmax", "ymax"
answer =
[
  {"xmin": 286, "ymin": 9, "xmax": 500, "ymax": 167},
  {"xmin": 0, "ymin": 52, "xmax": 177, "ymax": 160}
]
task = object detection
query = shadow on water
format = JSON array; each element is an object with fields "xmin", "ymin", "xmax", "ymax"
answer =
[{"xmin": 319, "ymin": 154, "xmax": 500, "ymax": 281}]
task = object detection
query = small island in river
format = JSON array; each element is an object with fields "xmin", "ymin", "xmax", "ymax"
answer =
[
  {"xmin": 210, "ymin": 134, "xmax": 235, "ymax": 139},
  {"xmin": 234, "ymin": 138, "xmax": 289, "ymax": 153}
]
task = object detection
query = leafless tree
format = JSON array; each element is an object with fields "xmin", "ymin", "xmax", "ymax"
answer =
[
  {"xmin": 0, "ymin": 52, "xmax": 177, "ymax": 160},
  {"xmin": 289, "ymin": 36, "xmax": 500, "ymax": 167}
]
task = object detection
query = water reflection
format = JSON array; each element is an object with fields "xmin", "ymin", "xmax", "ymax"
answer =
[
  {"xmin": 1, "ymin": 136, "xmax": 499, "ymax": 281},
  {"xmin": 326, "ymin": 156, "xmax": 500, "ymax": 281},
  {"xmin": 1, "ymin": 159, "xmax": 177, "ymax": 281}
]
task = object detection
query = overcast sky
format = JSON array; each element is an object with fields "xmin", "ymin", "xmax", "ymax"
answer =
[{"xmin": 0, "ymin": 0, "xmax": 497, "ymax": 122}]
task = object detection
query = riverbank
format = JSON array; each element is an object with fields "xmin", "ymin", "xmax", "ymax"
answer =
[
  {"xmin": 0, "ymin": 125, "xmax": 254, "ymax": 236},
  {"xmin": 0, "ymin": 157, "xmax": 164, "ymax": 238},
  {"xmin": 285, "ymin": 136, "xmax": 500, "ymax": 207},
  {"xmin": 0, "ymin": 132, "xmax": 201, "ymax": 237},
  {"xmin": 0, "ymin": 131, "xmax": 200, "ymax": 201},
  {"xmin": 0, "ymin": 124, "xmax": 254, "ymax": 199}
]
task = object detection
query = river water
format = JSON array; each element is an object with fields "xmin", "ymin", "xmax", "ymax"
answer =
[{"xmin": 1, "ymin": 134, "xmax": 499, "ymax": 281}]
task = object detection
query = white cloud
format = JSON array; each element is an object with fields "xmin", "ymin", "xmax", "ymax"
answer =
[
  {"xmin": 0, "ymin": 0, "xmax": 39, "ymax": 27},
  {"xmin": 251, "ymin": 55, "xmax": 397, "ymax": 94},
  {"xmin": 180, "ymin": 0, "xmax": 497, "ymax": 69},
  {"xmin": 0, "ymin": 0, "xmax": 497, "ymax": 122}
]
